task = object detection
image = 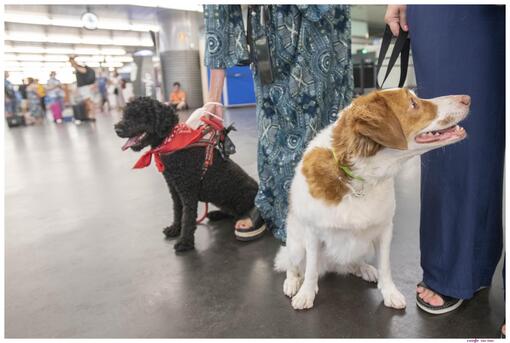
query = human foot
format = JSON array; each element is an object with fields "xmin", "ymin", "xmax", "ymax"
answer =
[
  {"xmin": 417, "ymin": 284, "xmax": 444, "ymax": 307},
  {"xmin": 235, "ymin": 218, "xmax": 252, "ymax": 229},
  {"xmin": 416, "ymin": 282, "xmax": 463, "ymax": 314},
  {"xmin": 234, "ymin": 208, "xmax": 266, "ymax": 241}
]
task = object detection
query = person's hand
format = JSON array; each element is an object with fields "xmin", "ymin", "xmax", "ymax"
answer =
[
  {"xmin": 384, "ymin": 5, "xmax": 408, "ymax": 36},
  {"xmin": 204, "ymin": 101, "xmax": 224, "ymax": 120}
]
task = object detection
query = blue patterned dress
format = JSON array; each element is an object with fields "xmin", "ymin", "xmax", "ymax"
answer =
[{"xmin": 204, "ymin": 5, "xmax": 353, "ymax": 242}]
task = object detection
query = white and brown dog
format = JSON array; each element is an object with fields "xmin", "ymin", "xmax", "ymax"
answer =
[{"xmin": 275, "ymin": 88, "xmax": 470, "ymax": 310}]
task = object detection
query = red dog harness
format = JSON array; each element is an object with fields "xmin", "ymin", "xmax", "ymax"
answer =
[
  {"xmin": 132, "ymin": 116, "xmax": 224, "ymax": 224},
  {"xmin": 132, "ymin": 115, "xmax": 224, "ymax": 174}
]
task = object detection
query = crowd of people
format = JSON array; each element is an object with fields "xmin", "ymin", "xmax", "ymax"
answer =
[{"xmin": 4, "ymin": 58, "xmax": 133, "ymax": 127}]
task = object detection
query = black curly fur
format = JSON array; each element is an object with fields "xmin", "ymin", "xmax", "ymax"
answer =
[{"xmin": 115, "ymin": 97, "xmax": 258, "ymax": 252}]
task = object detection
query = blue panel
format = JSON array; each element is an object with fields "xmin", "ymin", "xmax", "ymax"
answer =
[
  {"xmin": 225, "ymin": 66, "xmax": 256, "ymax": 105},
  {"xmin": 207, "ymin": 66, "xmax": 256, "ymax": 106}
]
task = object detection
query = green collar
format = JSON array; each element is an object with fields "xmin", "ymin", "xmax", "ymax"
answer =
[{"xmin": 331, "ymin": 149, "xmax": 365, "ymax": 182}]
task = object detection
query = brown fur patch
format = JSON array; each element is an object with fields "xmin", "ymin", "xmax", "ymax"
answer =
[
  {"xmin": 302, "ymin": 147, "xmax": 348, "ymax": 205},
  {"xmin": 302, "ymin": 89, "xmax": 438, "ymax": 205},
  {"xmin": 376, "ymin": 89, "xmax": 438, "ymax": 137}
]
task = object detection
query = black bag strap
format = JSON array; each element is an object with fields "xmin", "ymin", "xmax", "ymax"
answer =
[{"xmin": 376, "ymin": 25, "xmax": 411, "ymax": 89}]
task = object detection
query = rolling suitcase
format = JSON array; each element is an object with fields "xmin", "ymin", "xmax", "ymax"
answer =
[
  {"xmin": 72, "ymin": 102, "xmax": 88, "ymax": 121},
  {"xmin": 6, "ymin": 115, "xmax": 25, "ymax": 128}
]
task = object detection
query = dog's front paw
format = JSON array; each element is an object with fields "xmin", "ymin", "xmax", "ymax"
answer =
[
  {"xmin": 380, "ymin": 285, "xmax": 406, "ymax": 309},
  {"xmin": 283, "ymin": 277, "xmax": 303, "ymax": 298},
  {"xmin": 174, "ymin": 239, "xmax": 195, "ymax": 252},
  {"xmin": 291, "ymin": 287, "xmax": 317, "ymax": 310},
  {"xmin": 163, "ymin": 224, "xmax": 181, "ymax": 238}
]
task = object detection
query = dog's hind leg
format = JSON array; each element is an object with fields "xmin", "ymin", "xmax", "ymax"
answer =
[
  {"xmin": 206, "ymin": 210, "xmax": 233, "ymax": 221},
  {"xmin": 348, "ymin": 262, "xmax": 378, "ymax": 283},
  {"xmin": 163, "ymin": 183, "xmax": 183, "ymax": 238}
]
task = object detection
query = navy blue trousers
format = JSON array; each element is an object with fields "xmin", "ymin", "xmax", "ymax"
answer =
[{"xmin": 407, "ymin": 5, "xmax": 505, "ymax": 299}]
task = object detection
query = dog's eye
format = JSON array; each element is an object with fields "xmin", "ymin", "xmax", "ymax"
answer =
[{"xmin": 410, "ymin": 98, "xmax": 418, "ymax": 109}]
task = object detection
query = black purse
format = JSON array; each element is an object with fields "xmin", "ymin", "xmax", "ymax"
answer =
[
  {"xmin": 376, "ymin": 25, "xmax": 411, "ymax": 89},
  {"xmin": 241, "ymin": 5, "xmax": 274, "ymax": 85}
]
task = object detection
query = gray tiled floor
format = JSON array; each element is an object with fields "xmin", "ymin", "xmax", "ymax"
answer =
[{"xmin": 5, "ymin": 107, "xmax": 505, "ymax": 338}]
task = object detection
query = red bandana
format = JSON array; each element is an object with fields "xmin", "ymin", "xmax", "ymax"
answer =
[{"xmin": 132, "ymin": 116, "xmax": 223, "ymax": 172}]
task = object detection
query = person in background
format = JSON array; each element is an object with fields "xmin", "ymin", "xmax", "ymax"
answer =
[
  {"xmin": 4, "ymin": 71, "xmax": 17, "ymax": 117},
  {"xmin": 169, "ymin": 81, "xmax": 187, "ymax": 111},
  {"xmin": 69, "ymin": 56, "xmax": 97, "ymax": 121},
  {"xmin": 203, "ymin": 5, "xmax": 353, "ymax": 242},
  {"xmin": 97, "ymin": 69, "xmax": 110, "ymax": 113},
  {"xmin": 18, "ymin": 78, "xmax": 28, "ymax": 117},
  {"xmin": 35, "ymin": 79, "xmax": 46, "ymax": 114},
  {"xmin": 121, "ymin": 78, "xmax": 134, "ymax": 104},
  {"xmin": 26, "ymin": 77, "xmax": 44, "ymax": 124},
  {"xmin": 112, "ymin": 69, "xmax": 125, "ymax": 111},
  {"xmin": 46, "ymin": 71, "xmax": 64, "ymax": 123},
  {"xmin": 385, "ymin": 5, "xmax": 505, "ymax": 334}
]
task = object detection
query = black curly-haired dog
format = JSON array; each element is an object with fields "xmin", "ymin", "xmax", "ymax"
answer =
[{"xmin": 114, "ymin": 97, "xmax": 258, "ymax": 252}]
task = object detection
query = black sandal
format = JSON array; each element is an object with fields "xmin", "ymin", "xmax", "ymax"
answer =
[
  {"xmin": 416, "ymin": 281, "xmax": 464, "ymax": 315},
  {"xmin": 234, "ymin": 207, "xmax": 266, "ymax": 241}
]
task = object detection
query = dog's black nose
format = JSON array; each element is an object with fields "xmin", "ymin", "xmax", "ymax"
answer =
[{"xmin": 114, "ymin": 124, "xmax": 124, "ymax": 135}]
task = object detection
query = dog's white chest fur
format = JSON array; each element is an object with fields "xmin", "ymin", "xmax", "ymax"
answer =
[{"xmin": 290, "ymin": 125, "xmax": 396, "ymax": 237}]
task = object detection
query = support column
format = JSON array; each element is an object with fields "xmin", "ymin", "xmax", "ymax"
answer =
[{"xmin": 157, "ymin": 9, "xmax": 203, "ymax": 108}]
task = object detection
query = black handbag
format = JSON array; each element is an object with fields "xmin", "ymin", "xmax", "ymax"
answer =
[
  {"xmin": 240, "ymin": 5, "xmax": 274, "ymax": 85},
  {"xmin": 376, "ymin": 25, "xmax": 411, "ymax": 89}
]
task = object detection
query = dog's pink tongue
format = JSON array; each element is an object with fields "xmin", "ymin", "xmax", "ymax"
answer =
[{"xmin": 121, "ymin": 137, "xmax": 138, "ymax": 151}]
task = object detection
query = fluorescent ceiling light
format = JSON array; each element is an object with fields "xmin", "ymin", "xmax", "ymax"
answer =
[
  {"xmin": 133, "ymin": 49, "xmax": 153, "ymax": 56},
  {"xmin": 45, "ymin": 47, "xmax": 76, "ymax": 54},
  {"xmin": 16, "ymin": 54, "xmax": 46, "ymax": 61},
  {"xmin": 4, "ymin": 54, "xmax": 18, "ymax": 61},
  {"xmin": 42, "ymin": 55, "xmax": 69, "ymax": 62},
  {"xmin": 100, "ymin": 48, "xmax": 127, "ymax": 56},
  {"xmin": 102, "ymin": 62, "xmax": 123, "ymax": 68},
  {"xmin": 106, "ymin": 56, "xmax": 133, "ymax": 63},
  {"xmin": 74, "ymin": 47, "xmax": 102, "ymax": 55},
  {"xmin": 125, "ymin": 2, "xmax": 203, "ymax": 12},
  {"xmin": 4, "ymin": 45, "xmax": 128, "ymax": 56},
  {"xmin": 76, "ymin": 56, "xmax": 106, "ymax": 63},
  {"xmin": 4, "ymin": 13, "xmax": 51, "ymax": 26},
  {"xmin": 5, "ymin": 33, "xmax": 153, "ymax": 47},
  {"xmin": 5, "ymin": 12, "xmax": 160, "ymax": 32}
]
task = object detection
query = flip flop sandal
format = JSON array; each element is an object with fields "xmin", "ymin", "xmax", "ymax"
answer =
[
  {"xmin": 234, "ymin": 207, "xmax": 266, "ymax": 241},
  {"xmin": 416, "ymin": 281, "xmax": 464, "ymax": 315}
]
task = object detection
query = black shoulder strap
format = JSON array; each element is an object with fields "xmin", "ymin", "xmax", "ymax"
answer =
[{"xmin": 376, "ymin": 25, "xmax": 411, "ymax": 89}]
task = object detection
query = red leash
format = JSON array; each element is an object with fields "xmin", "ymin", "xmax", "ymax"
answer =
[{"xmin": 196, "ymin": 202, "xmax": 209, "ymax": 224}]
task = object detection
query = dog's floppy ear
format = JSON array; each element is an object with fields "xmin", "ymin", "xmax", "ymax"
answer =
[
  {"xmin": 353, "ymin": 95, "xmax": 408, "ymax": 150},
  {"xmin": 154, "ymin": 102, "xmax": 178, "ymax": 138}
]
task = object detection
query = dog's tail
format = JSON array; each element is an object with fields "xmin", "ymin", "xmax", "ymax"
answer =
[{"xmin": 273, "ymin": 246, "xmax": 289, "ymax": 273}]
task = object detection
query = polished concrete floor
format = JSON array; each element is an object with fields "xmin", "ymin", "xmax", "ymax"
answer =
[{"xmin": 5, "ymin": 107, "xmax": 505, "ymax": 338}]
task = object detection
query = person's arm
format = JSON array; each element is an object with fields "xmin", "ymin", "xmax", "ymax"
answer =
[
  {"xmin": 205, "ymin": 69, "xmax": 225, "ymax": 118},
  {"xmin": 384, "ymin": 5, "xmax": 408, "ymax": 36},
  {"xmin": 69, "ymin": 58, "xmax": 87, "ymax": 74},
  {"xmin": 203, "ymin": 5, "xmax": 248, "ymax": 119}
]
